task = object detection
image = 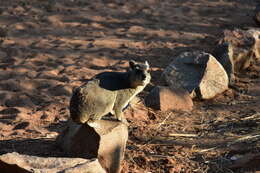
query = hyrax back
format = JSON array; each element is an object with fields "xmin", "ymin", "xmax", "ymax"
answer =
[{"xmin": 69, "ymin": 60, "xmax": 151, "ymax": 124}]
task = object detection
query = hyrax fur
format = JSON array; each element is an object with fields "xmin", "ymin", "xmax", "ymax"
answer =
[{"xmin": 69, "ymin": 60, "xmax": 151, "ymax": 124}]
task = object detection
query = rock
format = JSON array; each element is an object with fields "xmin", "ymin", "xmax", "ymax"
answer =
[
  {"xmin": 0, "ymin": 158, "xmax": 29, "ymax": 173},
  {"xmin": 125, "ymin": 97, "xmax": 149, "ymax": 121},
  {"xmin": 0, "ymin": 152, "xmax": 105, "ymax": 173},
  {"xmin": 162, "ymin": 51, "xmax": 229, "ymax": 99},
  {"xmin": 57, "ymin": 120, "xmax": 128, "ymax": 173},
  {"xmin": 218, "ymin": 29, "xmax": 257, "ymax": 72},
  {"xmin": 47, "ymin": 15, "xmax": 63, "ymax": 27},
  {"xmin": 254, "ymin": 3, "xmax": 260, "ymax": 26},
  {"xmin": 145, "ymin": 86, "xmax": 193, "ymax": 111},
  {"xmin": 62, "ymin": 160, "xmax": 106, "ymax": 173},
  {"xmin": 212, "ymin": 42, "xmax": 235, "ymax": 84},
  {"xmin": 128, "ymin": 26, "xmax": 145, "ymax": 33},
  {"xmin": 125, "ymin": 104, "xmax": 149, "ymax": 121}
]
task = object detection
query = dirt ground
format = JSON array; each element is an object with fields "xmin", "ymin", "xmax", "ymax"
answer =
[{"xmin": 0, "ymin": 0, "xmax": 259, "ymax": 172}]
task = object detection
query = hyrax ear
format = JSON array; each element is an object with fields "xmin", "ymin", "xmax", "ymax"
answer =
[
  {"xmin": 129, "ymin": 60, "xmax": 136, "ymax": 69},
  {"xmin": 145, "ymin": 61, "xmax": 150, "ymax": 68}
]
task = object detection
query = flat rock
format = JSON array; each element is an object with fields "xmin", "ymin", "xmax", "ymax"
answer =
[
  {"xmin": 145, "ymin": 86, "xmax": 193, "ymax": 111},
  {"xmin": 162, "ymin": 51, "xmax": 229, "ymax": 99},
  {"xmin": 0, "ymin": 152, "xmax": 105, "ymax": 173},
  {"xmin": 57, "ymin": 120, "xmax": 128, "ymax": 173}
]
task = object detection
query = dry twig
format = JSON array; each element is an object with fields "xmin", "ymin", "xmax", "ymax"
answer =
[
  {"xmin": 227, "ymin": 134, "xmax": 260, "ymax": 146},
  {"xmin": 168, "ymin": 133, "xmax": 198, "ymax": 137}
]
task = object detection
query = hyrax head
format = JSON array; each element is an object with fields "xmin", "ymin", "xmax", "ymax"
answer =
[{"xmin": 128, "ymin": 60, "xmax": 151, "ymax": 88}]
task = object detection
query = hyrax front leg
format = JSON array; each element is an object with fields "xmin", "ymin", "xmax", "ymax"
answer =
[{"xmin": 114, "ymin": 108, "xmax": 128, "ymax": 125}]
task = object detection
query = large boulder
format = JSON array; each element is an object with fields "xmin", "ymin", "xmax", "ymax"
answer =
[
  {"xmin": 145, "ymin": 86, "xmax": 193, "ymax": 111},
  {"xmin": 56, "ymin": 120, "xmax": 128, "ymax": 173},
  {"xmin": 0, "ymin": 152, "xmax": 105, "ymax": 173},
  {"xmin": 162, "ymin": 51, "xmax": 229, "ymax": 99},
  {"xmin": 217, "ymin": 28, "xmax": 260, "ymax": 73}
]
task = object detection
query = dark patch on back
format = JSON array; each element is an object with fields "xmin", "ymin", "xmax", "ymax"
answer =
[{"xmin": 94, "ymin": 72, "xmax": 131, "ymax": 91}]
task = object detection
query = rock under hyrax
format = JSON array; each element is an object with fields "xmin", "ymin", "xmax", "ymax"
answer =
[{"xmin": 69, "ymin": 60, "xmax": 151, "ymax": 124}]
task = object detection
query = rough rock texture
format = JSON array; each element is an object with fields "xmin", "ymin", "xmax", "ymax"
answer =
[
  {"xmin": 57, "ymin": 120, "xmax": 128, "ymax": 173},
  {"xmin": 0, "ymin": 152, "xmax": 105, "ymax": 173},
  {"xmin": 212, "ymin": 42, "xmax": 235, "ymax": 84},
  {"xmin": 218, "ymin": 29, "xmax": 258, "ymax": 72},
  {"xmin": 199, "ymin": 55, "xmax": 229, "ymax": 99},
  {"xmin": 254, "ymin": 3, "xmax": 260, "ymax": 26},
  {"xmin": 145, "ymin": 86, "xmax": 193, "ymax": 111},
  {"xmin": 125, "ymin": 96, "xmax": 149, "ymax": 121},
  {"xmin": 162, "ymin": 51, "xmax": 229, "ymax": 99}
]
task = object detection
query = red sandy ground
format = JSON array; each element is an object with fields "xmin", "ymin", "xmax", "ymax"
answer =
[{"xmin": 0, "ymin": 0, "xmax": 259, "ymax": 172}]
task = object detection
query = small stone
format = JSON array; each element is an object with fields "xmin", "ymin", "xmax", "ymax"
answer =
[
  {"xmin": 47, "ymin": 15, "xmax": 63, "ymax": 27},
  {"xmin": 145, "ymin": 86, "xmax": 193, "ymax": 111}
]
